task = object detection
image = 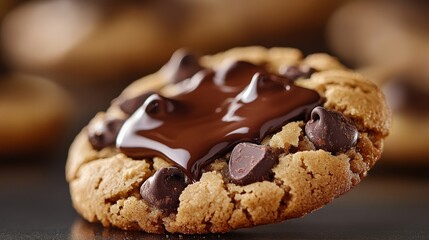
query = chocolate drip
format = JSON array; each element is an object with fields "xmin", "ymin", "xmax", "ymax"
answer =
[{"xmin": 117, "ymin": 61, "xmax": 321, "ymax": 181}]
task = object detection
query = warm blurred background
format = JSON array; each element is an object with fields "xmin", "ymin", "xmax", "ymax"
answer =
[{"xmin": 0, "ymin": 0, "xmax": 428, "ymax": 239}]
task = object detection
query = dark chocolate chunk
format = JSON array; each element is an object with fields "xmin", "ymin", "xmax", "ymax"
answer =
[
  {"xmin": 88, "ymin": 118, "xmax": 124, "ymax": 150},
  {"xmin": 279, "ymin": 65, "xmax": 316, "ymax": 80},
  {"xmin": 229, "ymin": 143, "xmax": 277, "ymax": 185},
  {"xmin": 117, "ymin": 92, "xmax": 155, "ymax": 115},
  {"xmin": 305, "ymin": 107, "xmax": 358, "ymax": 153},
  {"xmin": 163, "ymin": 49, "xmax": 202, "ymax": 83},
  {"xmin": 140, "ymin": 167, "xmax": 188, "ymax": 212}
]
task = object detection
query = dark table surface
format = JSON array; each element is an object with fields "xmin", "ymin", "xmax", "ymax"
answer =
[{"xmin": 1, "ymin": 155, "xmax": 428, "ymax": 240}]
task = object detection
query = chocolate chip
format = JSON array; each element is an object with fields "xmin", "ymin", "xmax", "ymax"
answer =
[
  {"xmin": 116, "ymin": 92, "xmax": 155, "ymax": 115},
  {"xmin": 229, "ymin": 143, "xmax": 277, "ymax": 185},
  {"xmin": 305, "ymin": 107, "xmax": 358, "ymax": 153},
  {"xmin": 88, "ymin": 118, "xmax": 124, "ymax": 150},
  {"xmin": 163, "ymin": 49, "xmax": 202, "ymax": 83},
  {"xmin": 143, "ymin": 94, "xmax": 176, "ymax": 116},
  {"xmin": 140, "ymin": 167, "xmax": 188, "ymax": 212},
  {"xmin": 279, "ymin": 65, "xmax": 316, "ymax": 80}
]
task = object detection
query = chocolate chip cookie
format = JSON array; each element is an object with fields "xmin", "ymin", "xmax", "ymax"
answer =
[{"xmin": 66, "ymin": 46, "xmax": 390, "ymax": 234}]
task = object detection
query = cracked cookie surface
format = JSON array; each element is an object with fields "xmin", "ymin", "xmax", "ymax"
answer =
[{"xmin": 66, "ymin": 46, "xmax": 390, "ymax": 234}]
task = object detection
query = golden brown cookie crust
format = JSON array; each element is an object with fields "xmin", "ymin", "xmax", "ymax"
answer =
[{"xmin": 66, "ymin": 46, "xmax": 390, "ymax": 234}]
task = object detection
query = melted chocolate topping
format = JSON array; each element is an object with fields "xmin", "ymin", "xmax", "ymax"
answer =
[{"xmin": 117, "ymin": 61, "xmax": 321, "ymax": 181}]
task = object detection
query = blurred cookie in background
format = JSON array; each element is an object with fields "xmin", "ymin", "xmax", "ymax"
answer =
[
  {"xmin": 326, "ymin": 0, "xmax": 429, "ymax": 69},
  {"xmin": 0, "ymin": 0, "xmax": 26, "ymax": 18},
  {"xmin": 2, "ymin": 0, "xmax": 343, "ymax": 84},
  {"xmin": 327, "ymin": 0, "xmax": 429, "ymax": 164},
  {"xmin": 359, "ymin": 67, "xmax": 429, "ymax": 164},
  {"xmin": 2, "ymin": 0, "xmax": 100, "ymax": 83},
  {"xmin": 0, "ymin": 73, "xmax": 73, "ymax": 158},
  {"xmin": 3, "ymin": 0, "xmax": 66, "ymax": 160}
]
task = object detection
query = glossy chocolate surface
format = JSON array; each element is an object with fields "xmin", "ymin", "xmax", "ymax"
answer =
[
  {"xmin": 140, "ymin": 167, "xmax": 188, "ymax": 212},
  {"xmin": 305, "ymin": 107, "xmax": 358, "ymax": 153},
  {"xmin": 229, "ymin": 142, "xmax": 277, "ymax": 185},
  {"xmin": 117, "ymin": 61, "xmax": 321, "ymax": 181}
]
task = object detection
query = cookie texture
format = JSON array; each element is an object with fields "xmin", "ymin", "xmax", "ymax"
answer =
[{"xmin": 66, "ymin": 46, "xmax": 390, "ymax": 234}]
